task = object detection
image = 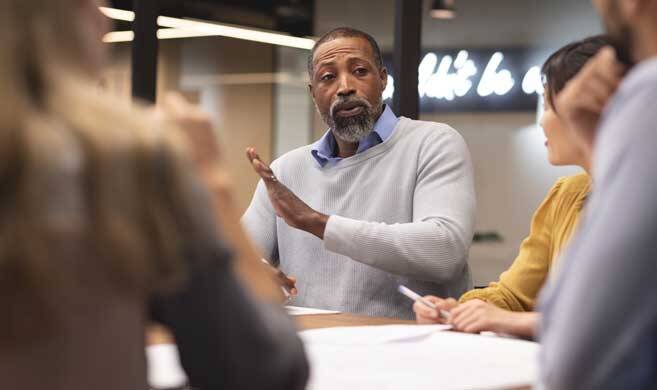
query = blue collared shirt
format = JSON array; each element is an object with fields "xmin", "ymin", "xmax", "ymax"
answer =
[{"xmin": 311, "ymin": 104, "xmax": 399, "ymax": 167}]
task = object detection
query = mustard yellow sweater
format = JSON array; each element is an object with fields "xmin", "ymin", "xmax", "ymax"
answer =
[{"xmin": 460, "ymin": 173, "xmax": 591, "ymax": 311}]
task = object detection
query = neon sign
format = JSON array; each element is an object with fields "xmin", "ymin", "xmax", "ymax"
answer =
[{"xmin": 383, "ymin": 48, "xmax": 547, "ymax": 112}]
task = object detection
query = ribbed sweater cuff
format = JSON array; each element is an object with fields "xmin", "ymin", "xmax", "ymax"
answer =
[{"xmin": 324, "ymin": 215, "xmax": 358, "ymax": 256}]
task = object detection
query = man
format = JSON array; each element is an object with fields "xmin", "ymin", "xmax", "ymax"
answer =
[
  {"xmin": 241, "ymin": 27, "xmax": 476, "ymax": 319},
  {"xmin": 538, "ymin": 0, "xmax": 657, "ymax": 388}
]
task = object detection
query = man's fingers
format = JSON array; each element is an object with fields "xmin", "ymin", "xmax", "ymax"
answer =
[
  {"xmin": 246, "ymin": 148, "xmax": 278, "ymax": 182},
  {"xmin": 246, "ymin": 147, "xmax": 266, "ymax": 165},
  {"xmin": 284, "ymin": 276, "xmax": 297, "ymax": 289},
  {"xmin": 585, "ymin": 76, "xmax": 617, "ymax": 103},
  {"xmin": 596, "ymin": 47, "xmax": 626, "ymax": 79},
  {"xmin": 245, "ymin": 147, "xmax": 262, "ymax": 163},
  {"xmin": 577, "ymin": 93, "xmax": 607, "ymax": 116},
  {"xmin": 246, "ymin": 147, "xmax": 278, "ymax": 181},
  {"xmin": 585, "ymin": 48, "xmax": 623, "ymax": 96},
  {"xmin": 245, "ymin": 147, "xmax": 257, "ymax": 163}
]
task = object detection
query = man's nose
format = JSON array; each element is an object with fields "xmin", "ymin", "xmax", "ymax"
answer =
[{"xmin": 337, "ymin": 74, "xmax": 356, "ymax": 97}]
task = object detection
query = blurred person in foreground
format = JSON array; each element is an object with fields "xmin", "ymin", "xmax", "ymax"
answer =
[
  {"xmin": 538, "ymin": 0, "xmax": 657, "ymax": 388},
  {"xmin": 414, "ymin": 36, "xmax": 616, "ymax": 339},
  {"xmin": 0, "ymin": 0, "xmax": 308, "ymax": 389}
]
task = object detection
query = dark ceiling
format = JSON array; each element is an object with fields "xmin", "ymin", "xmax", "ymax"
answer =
[{"xmin": 109, "ymin": 0, "xmax": 315, "ymax": 37}]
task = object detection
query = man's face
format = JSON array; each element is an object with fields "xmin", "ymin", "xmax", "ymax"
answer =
[
  {"xmin": 592, "ymin": 0, "xmax": 635, "ymax": 65},
  {"xmin": 309, "ymin": 37, "xmax": 387, "ymax": 143}
]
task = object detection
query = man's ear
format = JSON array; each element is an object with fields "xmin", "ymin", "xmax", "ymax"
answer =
[
  {"xmin": 308, "ymin": 83, "xmax": 314, "ymax": 98},
  {"xmin": 380, "ymin": 67, "xmax": 388, "ymax": 90}
]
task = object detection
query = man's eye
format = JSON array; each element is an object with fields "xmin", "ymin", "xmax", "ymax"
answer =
[
  {"xmin": 320, "ymin": 74, "xmax": 335, "ymax": 81},
  {"xmin": 354, "ymin": 68, "xmax": 368, "ymax": 75}
]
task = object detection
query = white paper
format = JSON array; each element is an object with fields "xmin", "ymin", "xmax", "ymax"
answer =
[
  {"xmin": 146, "ymin": 344, "xmax": 188, "ymax": 389},
  {"xmin": 301, "ymin": 327, "xmax": 539, "ymax": 390},
  {"xmin": 285, "ymin": 305, "xmax": 341, "ymax": 316},
  {"xmin": 300, "ymin": 324, "xmax": 451, "ymax": 345}
]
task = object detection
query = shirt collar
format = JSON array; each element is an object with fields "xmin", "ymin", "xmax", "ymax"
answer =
[
  {"xmin": 311, "ymin": 104, "xmax": 399, "ymax": 166},
  {"xmin": 371, "ymin": 104, "xmax": 398, "ymax": 143}
]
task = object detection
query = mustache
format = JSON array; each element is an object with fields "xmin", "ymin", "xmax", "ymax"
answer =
[{"xmin": 330, "ymin": 96, "xmax": 372, "ymax": 118}]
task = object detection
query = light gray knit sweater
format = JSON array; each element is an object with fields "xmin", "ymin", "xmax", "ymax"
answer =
[{"xmin": 242, "ymin": 117, "xmax": 476, "ymax": 319}]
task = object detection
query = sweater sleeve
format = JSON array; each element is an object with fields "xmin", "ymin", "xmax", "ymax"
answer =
[
  {"xmin": 459, "ymin": 178, "xmax": 563, "ymax": 311},
  {"xmin": 241, "ymin": 174, "xmax": 279, "ymax": 265},
  {"xmin": 323, "ymin": 126, "xmax": 476, "ymax": 283}
]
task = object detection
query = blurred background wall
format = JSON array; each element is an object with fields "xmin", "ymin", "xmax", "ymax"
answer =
[{"xmin": 103, "ymin": 0, "xmax": 601, "ymax": 285}]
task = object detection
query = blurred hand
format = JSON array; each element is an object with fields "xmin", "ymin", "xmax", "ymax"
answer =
[
  {"xmin": 246, "ymin": 147, "xmax": 328, "ymax": 239},
  {"xmin": 413, "ymin": 296, "xmax": 457, "ymax": 324},
  {"xmin": 554, "ymin": 47, "xmax": 626, "ymax": 153},
  {"xmin": 262, "ymin": 259, "xmax": 298, "ymax": 296},
  {"xmin": 152, "ymin": 92, "xmax": 235, "ymax": 195},
  {"xmin": 159, "ymin": 92, "xmax": 222, "ymax": 170},
  {"xmin": 152, "ymin": 94, "xmax": 285, "ymax": 302}
]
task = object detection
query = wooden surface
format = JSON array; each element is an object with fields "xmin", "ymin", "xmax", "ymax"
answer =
[
  {"xmin": 147, "ymin": 313, "xmax": 412, "ymax": 345},
  {"xmin": 296, "ymin": 312, "xmax": 414, "ymax": 330}
]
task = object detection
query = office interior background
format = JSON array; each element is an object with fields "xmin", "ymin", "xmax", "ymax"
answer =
[{"xmin": 102, "ymin": 0, "xmax": 601, "ymax": 286}]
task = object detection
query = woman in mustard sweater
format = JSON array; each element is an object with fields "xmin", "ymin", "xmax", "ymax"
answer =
[{"xmin": 414, "ymin": 35, "xmax": 612, "ymax": 338}]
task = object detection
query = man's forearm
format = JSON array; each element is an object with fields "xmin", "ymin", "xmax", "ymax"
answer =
[
  {"xmin": 299, "ymin": 212, "xmax": 329, "ymax": 239},
  {"xmin": 323, "ymin": 215, "xmax": 471, "ymax": 282}
]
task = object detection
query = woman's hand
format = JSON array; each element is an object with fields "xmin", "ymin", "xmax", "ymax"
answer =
[
  {"xmin": 413, "ymin": 296, "xmax": 457, "ymax": 324},
  {"xmin": 449, "ymin": 299, "xmax": 539, "ymax": 338}
]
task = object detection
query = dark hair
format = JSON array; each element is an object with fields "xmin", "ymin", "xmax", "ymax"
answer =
[
  {"xmin": 541, "ymin": 35, "xmax": 612, "ymax": 110},
  {"xmin": 307, "ymin": 27, "xmax": 384, "ymax": 78}
]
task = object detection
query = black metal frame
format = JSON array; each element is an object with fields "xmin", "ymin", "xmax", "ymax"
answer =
[
  {"xmin": 391, "ymin": 0, "xmax": 422, "ymax": 119},
  {"xmin": 131, "ymin": 0, "xmax": 159, "ymax": 102}
]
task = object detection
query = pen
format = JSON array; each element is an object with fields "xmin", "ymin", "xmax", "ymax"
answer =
[
  {"xmin": 261, "ymin": 258, "xmax": 293, "ymax": 301},
  {"xmin": 398, "ymin": 285, "xmax": 451, "ymax": 320}
]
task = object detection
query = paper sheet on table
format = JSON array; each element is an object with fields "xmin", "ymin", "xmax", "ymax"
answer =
[
  {"xmin": 300, "ymin": 324, "xmax": 451, "ymax": 345},
  {"xmin": 285, "ymin": 305, "xmax": 341, "ymax": 316},
  {"xmin": 146, "ymin": 344, "xmax": 188, "ymax": 389},
  {"xmin": 301, "ymin": 327, "xmax": 539, "ymax": 390}
]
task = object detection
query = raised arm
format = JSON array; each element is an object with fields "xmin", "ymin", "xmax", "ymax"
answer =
[{"xmin": 242, "ymin": 130, "xmax": 475, "ymax": 283}]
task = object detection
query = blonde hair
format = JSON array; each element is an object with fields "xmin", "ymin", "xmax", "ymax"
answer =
[{"xmin": 0, "ymin": 0, "xmax": 224, "ymax": 343}]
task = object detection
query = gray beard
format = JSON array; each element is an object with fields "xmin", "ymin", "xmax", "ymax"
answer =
[
  {"xmin": 318, "ymin": 96, "xmax": 382, "ymax": 143},
  {"xmin": 331, "ymin": 111, "xmax": 375, "ymax": 143}
]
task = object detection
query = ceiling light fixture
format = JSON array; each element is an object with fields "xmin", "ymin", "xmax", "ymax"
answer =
[
  {"xmin": 430, "ymin": 0, "xmax": 456, "ymax": 19},
  {"xmin": 99, "ymin": 7, "xmax": 315, "ymax": 50},
  {"xmin": 102, "ymin": 29, "xmax": 221, "ymax": 43}
]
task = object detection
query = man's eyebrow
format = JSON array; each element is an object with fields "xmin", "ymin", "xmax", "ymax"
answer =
[{"xmin": 315, "ymin": 60, "xmax": 336, "ymax": 69}]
